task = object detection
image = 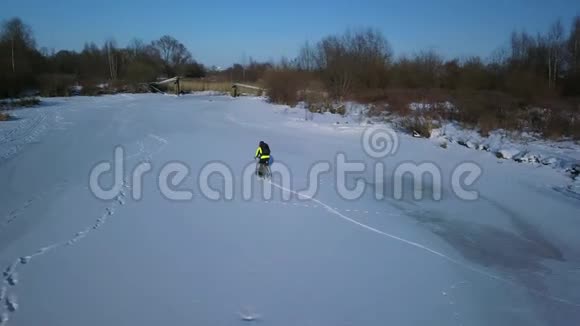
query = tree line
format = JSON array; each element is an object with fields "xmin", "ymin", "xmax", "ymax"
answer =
[
  {"xmin": 264, "ymin": 18, "xmax": 580, "ymax": 102},
  {"xmin": 1, "ymin": 15, "xmax": 579, "ymax": 137},
  {"xmin": 3, "ymin": 15, "xmax": 579, "ymax": 101},
  {"xmin": 259, "ymin": 19, "xmax": 580, "ymax": 139},
  {"xmin": 0, "ymin": 18, "xmax": 205, "ymax": 98}
]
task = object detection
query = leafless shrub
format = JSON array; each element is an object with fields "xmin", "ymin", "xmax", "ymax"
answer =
[
  {"xmin": 398, "ymin": 116, "xmax": 434, "ymax": 138},
  {"xmin": 80, "ymin": 85, "xmax": 105, "ymax": 96},
  {"xmin": 37, "ymin": 74, "xmax": 75, "ymax": 97},
  {"xmin": 573, "ymin": 119, "xmax": 580, "ymax": 140},
  {"xmin": 366, "ymin": 103, "xmax": 390, "ymax": 117},
  {"xmin": 304, "ymin": 90, "xmax": 332, "ymax": 113},
  {"xmin": 263, "ymin": 69, "xmax": 306, "ymax": 107},
  {"xmin": 542, "ymin": 110, "xmax": 580, "ymax": 139},
  {"xmin": 452, "ymin": 90, "xmax": 520, "ymax": 134},
  {"xmin": 299, "ymin": 28, "xmax": 392, "ymax": 99}
]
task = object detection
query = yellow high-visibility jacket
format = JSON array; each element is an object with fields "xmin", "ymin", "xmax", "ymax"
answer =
[{"xmin": 255, "ymin": 147, "xmax": 270, "ymax": 160}]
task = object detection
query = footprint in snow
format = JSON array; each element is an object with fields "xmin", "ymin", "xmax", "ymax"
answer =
[
  {"xmin": 239, "ymin": 312, "xmax": 261, "ymax": 322},
  {"xmin": 238, "ymin": 306, "xmax": 261, "ymax": 322},
  {"xmin": 37, "ymin": 246, "xmax": 54, "ymax": 255},
  {"xmin": 6, "ymin": 274, "xmax": 17, "ymax": 286},
  {"xmin": 0, "ymin": 312, "xmax": 8, "ymax": 325},
  {"xmin": 2, "ymin": 265, "xmax": 15, "ymax": 279},
  {"xmin": 5, "ymin": 296, "xmax": 17, "ymax": 312}
]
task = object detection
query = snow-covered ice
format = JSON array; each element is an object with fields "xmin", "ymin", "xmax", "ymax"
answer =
[{"xmin": 0, "ymin": 94, "xmax": 579, "ymax": 325}]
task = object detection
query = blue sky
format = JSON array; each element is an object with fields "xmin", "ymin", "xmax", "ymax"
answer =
[{"xmin": 2, "ymin": 0, "xmax": 579, "ymax": 67}]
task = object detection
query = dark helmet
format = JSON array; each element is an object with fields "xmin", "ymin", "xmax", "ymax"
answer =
[{"xmin": 259, "ymin": 141, "xmax": 265, "ymax": 146}]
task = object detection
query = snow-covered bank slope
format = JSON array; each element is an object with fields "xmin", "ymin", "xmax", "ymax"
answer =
[
  {"xmin": 0, "ymin": 94, "xmax": 579, "ymax": 326},
  {"xmin": 431, "ymin": 123, "xmax": 580, "ymax": 170},
  {"xmin": 296, "ymin": 101, "xmax": 579, "ymax": 181},
  {"xmin": 428, "ymin": 122, "xmax": 580, "ymax": 199}
]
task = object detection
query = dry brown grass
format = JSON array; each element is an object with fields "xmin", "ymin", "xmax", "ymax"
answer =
[
  {"xmin": 176, "ymin": 79, "xmax": 231, "ymax": 93},
  {"xmin": 356, "ymin": 88, "xmax": 454, "ymax": 118},
  {"xmin": 170, "ymin": 79, "xmax": 263, "ymax": 96},
  {"xmin": 0, "ymin": 112, "xmax": 11, "ymax": 121}
]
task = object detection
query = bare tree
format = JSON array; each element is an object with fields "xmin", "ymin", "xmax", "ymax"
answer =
[
  {"xmin": 152, "ymin": 35, "xmax": 192, "ymax": 76},
  {"xmin": 318, "ymin": 35, "xmax": 351, "ymax": 98},
  {"xmin": 104, "ymin": 39, "xmax": 118, "ymax": 80},
  {"xmin": 241, "ymin": 52, "xmax": 248, "ymax": 81},
  {"xmin": 568, "ymin": 16, "xmax": 580, "ymax": 74},
  {"xmin": 489, "ymin": 46, "xmax": 509, "ymax": 66},
  {"xmin": 297, "ymin": 41, "xmax": 318, "ymax": 71},
  {"xmin": 413, "ymin": 49, "xmax": 444, "ymax": 88},
  {"xmin": 546, "ymin": 20, "xmax": 565, "ymax": 88},
  {"xmin": 510, "ymin": 31, "xmax": 537, "ymax": 67},
  {"xmin": 0, "ymin": 17, "xmax": 35, "ymax": 73},
  {"xmin": 312, "ymin": 28, "xmax": 392, "ymax": 99},
  {"xmin": 128, "ymin": 38, "xmax": 145, "ymax": 58}
]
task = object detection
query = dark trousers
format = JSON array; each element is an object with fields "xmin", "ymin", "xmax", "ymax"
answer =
[{"xmin": 256, "ymin": 162, "xmax": 270, "ymax": 177}]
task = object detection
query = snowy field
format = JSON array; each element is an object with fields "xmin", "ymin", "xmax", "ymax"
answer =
[{"xmin": 0, "ymin": 94, "xmax": 579, "ymax": 325}]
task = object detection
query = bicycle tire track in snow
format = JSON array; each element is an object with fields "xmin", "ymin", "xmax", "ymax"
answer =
[
  {"xmin": 0, "ymin": 110, "xmax": 47, "ymax": 145},
  {"xmin": 0, "ymin": 110, "xmax": 51, "ymax": 163},
  {"xmin": 268, "ymin": 181, "xmax": 580, "ymax": 308}
]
